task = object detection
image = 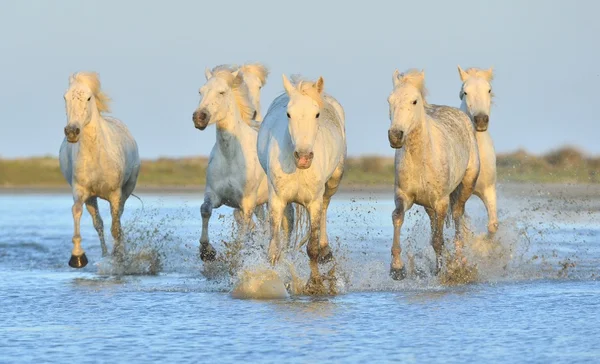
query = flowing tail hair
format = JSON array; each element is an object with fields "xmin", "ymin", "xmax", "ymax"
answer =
[{"xmin": 131, "ymin": 193, "xmax": 145, "ymax": 212}]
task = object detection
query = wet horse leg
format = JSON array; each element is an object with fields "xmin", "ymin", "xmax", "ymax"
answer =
[
  {"xmin": 69, "ymin": 188, "xmax": 89, "ymax": 268},
  {"xmin": 109, "ymin": 191, "xmax": 125, "ymax": 260},
  {"xmin": 306, "ymin": 198, "xmax": 324, "ymax": 289},
  {"xmin": 267, "ymin": 195, "xmax": 286, "ymax": 265},
  {"xmin": 85, "ymin": 197, "xmax": 107, "ymax": 257},
  {"xmin": 431, "ymin": 198, "xmax": 449, "ymax": 275},
  {"xmin": 480, "ymin": 186, "xmax": 498, "ymax": 238},
  {"xmin": 390, "ymin": 194, "xmax": 413, "ymax": 280},
  {"xmin": 318, "ymin": 195, "xmax": 333, "ymax": 263},
  {"xmin": 199, "ymin": 192, "xmax": 221, "ymax": 262},
  {"xmin": 281, "ymin": 204, "xmax": 294, "ymax": 250}
]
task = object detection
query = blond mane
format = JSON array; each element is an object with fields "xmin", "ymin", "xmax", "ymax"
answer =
[
  {"xmin": 240, "ymin": 63, "xmax": 269, "ymax": 86},
  {"xmin": 464, "ymin": 67, "xmax": 494, "ymax": 82},
  {"xmin": 397, "ymin": 69, "xmax": 428, "ymax": 103},
  {"xmin": 289, "ymin": 75, "xmax": 324, "ymax": 108},
  {"xmin": 70, "ymin": 72, "xmax": 111, "ymax": 114},
  {"xmin": 211, "ymin": 69, "xmax": 256, "ymax": 122}
]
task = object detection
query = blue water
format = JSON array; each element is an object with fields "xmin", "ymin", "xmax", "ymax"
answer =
[{"xmin": 0, "ymin": 187, "xmax": 599, "ymax": 363}]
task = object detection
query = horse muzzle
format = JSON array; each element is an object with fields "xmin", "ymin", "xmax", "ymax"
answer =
[
  {"xmin": 294, "ymin": 150, "xmax": 314, "ymax": 169},
  {"xmin": 474, "ymin": 114, "xmax": 489, "ymax": 132},
  {"xmin": 193, "ymin": 110, "xmax": 210, "ymax": 130},
  {"xmin": 64, "ymin": 125, "xmax": 81, "ymax": 143},
  {"xmin": 388, "ymin": 129, "xmax": 404, "ymax": 149}
]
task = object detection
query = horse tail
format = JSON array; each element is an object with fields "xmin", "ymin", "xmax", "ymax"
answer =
[
  {"xmin": 293, "ymin": 204, "xmax": 311, "ymax": 250},
  {"xmin": 131, "ymin": 193, "xmax": 145, "ymax": 211}
]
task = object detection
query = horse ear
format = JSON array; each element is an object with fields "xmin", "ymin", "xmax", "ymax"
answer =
[
  {"xmin": 315, "ymin": 76, "xmax": 324, "ymax": 94},
  {"xmin": 457, "ymin": 65, "xmax": 468, "ymax": 82},
  {"xmin": 282, "ymin": 74, "xmax": 294, "ymax": 95},
  {"xmin": 485, "ymin": 67, "xmax": 494, "ymax": 81},
  {"xmin": 392, "ymin": 69, "xmax": 401, "ymax": 88},
  {"xmin": 205, "ymin": 67, "xmax": 212, "ymax": 81},
  {"xmin": 232, "ymin": 69, "xmax": 241, "ymax": 78},
  {"xmin": 69, "ymin": 73, "xmax": 76, "ymax": 84}
]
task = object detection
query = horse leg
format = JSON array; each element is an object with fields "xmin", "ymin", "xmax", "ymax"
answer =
[
  {"xmin": 480, "ymin": 186, "xmax": 498, "ymax": 238},
  {"xmin": 109, "ymin": 191, "xmax": 125, "ymax": 260},
  {"xmin": 452, "ymin": 156, "xmax": 479, "ymax": 256},
  {"xmin": 254, "ymin": 204, "xmax": 267, "ymax": 225},
  {"xmin": 199, "ymin": 192, "xmax": 221, "ymax": 262},
  {"xmin": 431, "ymin": 198, "xmax": 449, "ymax": 275},
  {"xmin": 237, "ymin": 198, "xmax": 256, "ymax": 242},
  {"xmin": 390, "ymin": 194, "xmax": 413, "ymax": 280},
  {"xmin": 267, "ymin": 195, "xmax": 286, "ymax": 265},
  {"xmin": 281, "ymin": 204, "xmax": 295, "ymax": 251},
  {"xmin": 318, "ymin": 195, "xmax": 333, "ymax": 264},
  {"xmin": 69, "ymin": 188, "xmax": 89, "ymax": 268},
  {"xmin": 306, "ymin": 199, "xmax": 324, "ymax": 290},
  {"xmin": 319, "ymin": 162, "xmax": 343, "ymax": 264},
  {"xmin": 85, "ymin": 197, "xmax": 107, "ymax": 257},
  {"xmin": 234, "ymin": 208, "xmax": 256, "ymax": 232}
]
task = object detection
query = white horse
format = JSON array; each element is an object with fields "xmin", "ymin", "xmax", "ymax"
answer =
[
  {"xmin": 59, "ymin": 72, "xmax": 140, "ymax": 268},
  {"xmin": 458, "ymin": 66, "xmax": 498, "ymax": 236},
  {"xmin": 387, "ymin": 69, "xmax": 479, "ymax": 280},
  {"xmin": 209, "ymin": 64, "xmax": 270, "ymax": 229},
  {"xmin": 257, "ymin": 75, "xmax": 346, "ymax": 289},
  {"xmin": 192, "ymin": 66, "xmax": 294, "ymax": 261},
  {"xmin": 239, "ymin": 63, "xmax": 269, "ymax": 122}
]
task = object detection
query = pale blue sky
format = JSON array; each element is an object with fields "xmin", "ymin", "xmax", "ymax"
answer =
[{"xmin": 0, "ymin": 0, "xmax": 598, "ymax": 158}]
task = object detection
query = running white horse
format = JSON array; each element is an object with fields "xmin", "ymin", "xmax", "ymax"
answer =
[
  {"xmin": 458, "ymin": 66, "xmax": 498, "ymax": 237},
  {"xmin": 209, "ymin": 64, "xmax": 270, "ymax": 229},
  {"xmin": 59, "ymin": 72, "xmax": 140, "ymax": 268},
  {"xmin": 258, "ymin": 74, "xmax": 346, "ymax": 290},
  {"xmin": 387, "ymin": 69, "xmax": 479, "ymax": 279},
  {"xmin": 192, "ymin": 66, "xmax": 293, "ymax": 261}
]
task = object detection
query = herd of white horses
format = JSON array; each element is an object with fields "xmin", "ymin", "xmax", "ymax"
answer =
[{"xmin": 58, "ymin": 63, "xmax": 497, "ymax": 287}]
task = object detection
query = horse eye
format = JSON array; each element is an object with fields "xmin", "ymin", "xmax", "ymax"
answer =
[
  {"xmin": 463, "ymin": 92, "xmax": 468, "ymax": 96},
  {"xmin": 316, "ymin": 113, "xmax": 320, "ymax": 118},
  {"xmin": 219, "ymin": 91, "xmax": 225, "ymax": 96},
  {"xmin": 87, "ymin": 97, "xmax": 91, "ymax": 101},
  {"xmin": 488, "ymin": 89, "xmax": 491, "ymax": 93},
  {"xmin": 286, "ymin": 112, "xmax": 291, "ymax": 118},
  {"xmin": 412, "ymin": 100, "xmax": 417, "ymax": 105}
]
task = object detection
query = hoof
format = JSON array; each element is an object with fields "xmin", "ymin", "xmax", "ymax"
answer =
[
  {"xmin": 390, "ymin": 266, "xmax": 407, "ymax": 281},
  {"xmin": 318, "ymin": 249, "xmax": 334, "ymax": 264},
  {"xmin": 200, "ymin": 243, "xmax": 216, "ymax": 262},
  {"xmin": 69, "ymin": 253, "xmax": 88, "ymax": 269}
]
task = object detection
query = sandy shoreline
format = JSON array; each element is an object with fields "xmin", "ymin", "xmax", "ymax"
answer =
[{"xmin": 1, "ymin": 182, "xmax": 599, "ymax": 199}]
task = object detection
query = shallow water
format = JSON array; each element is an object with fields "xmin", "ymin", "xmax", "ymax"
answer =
[{"xmin": 0, "ymin": 186, "xmax": 599, "ymax": 362}]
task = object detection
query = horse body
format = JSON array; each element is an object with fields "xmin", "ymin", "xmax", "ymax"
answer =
[
  {"xmin": 193, "ymin": 66, "xmax": 275, "ymax": 261},
  {"xmin": 458, "ymin": 66, "xmax": 498, "ymax": 236},
  {"xmin": 59, "ymin": 72, "xmax": 140, "ymax": 268},
  {"xmin": 388, "ymin": 69, "xmax": 479, "ymax": 279},
  {"xmin": 258, "ymin": 75, "xmax": 346, "ymax": 289}
]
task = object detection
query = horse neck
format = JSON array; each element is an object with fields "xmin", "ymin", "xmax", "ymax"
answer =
[
  {"xmin": 78, "ymin": 111, "xmax": 107, "ymax": 155},
  {"xmin": 404, "ymin": 113, "xmax": 434, "ymax": 160},
  {"xmin": 214, "ymin": 105, "xmax": 246, "ymax": 157}
]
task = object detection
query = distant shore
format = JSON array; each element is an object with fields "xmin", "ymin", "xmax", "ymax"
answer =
[{"xmin": 1, "ymin": 147, "xmax": 598, "ymax": 192}]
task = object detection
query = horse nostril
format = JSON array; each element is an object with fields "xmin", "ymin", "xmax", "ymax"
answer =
[
  {"xmin": 75, "ymin": 128, "xmax": 80, "ymax": 135},
  {"xmin": 199, "ymin": 112, "xmax": 208, "ymax": 121},
  {"xmin": 294, "ymin": 151, "xmax": 300, "ymax": 160},
  {"xmin": 308, "ymin": 152, "xmax": 314, "ymax": 159}
]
